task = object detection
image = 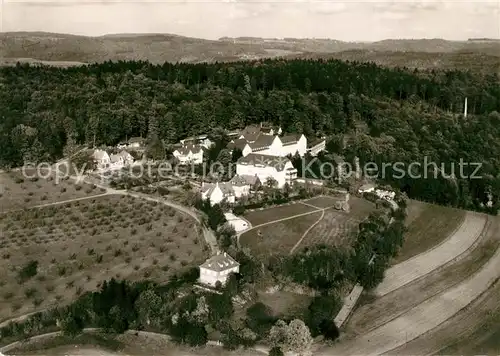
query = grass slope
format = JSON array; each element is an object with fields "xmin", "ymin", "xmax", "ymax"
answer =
[{"xmin": 393, "ymin": 200, "xmax": 466, "ymax": 264}]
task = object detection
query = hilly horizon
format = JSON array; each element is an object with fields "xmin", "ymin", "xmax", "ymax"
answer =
[{"xmin": 1, "ymin": 31, "xmax": 499, "ymax": 73}]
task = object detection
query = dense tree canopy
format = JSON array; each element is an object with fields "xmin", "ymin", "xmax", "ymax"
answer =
[{"xmin": 0, "ymin": 59, "xmax": 498, "ymax": 212}]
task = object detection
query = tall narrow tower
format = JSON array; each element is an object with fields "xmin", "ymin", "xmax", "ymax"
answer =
[{"xmin": 464, "ymin": 97, "xmax": 468, "ymax": 118}]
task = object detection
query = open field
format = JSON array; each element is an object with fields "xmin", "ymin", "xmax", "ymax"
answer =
[
  {"xmin": 0, "ymin": 194, "xmax": 206, "ymax": 322},
  {"xmin": 393, "ymin": 200, "xmax": 466, "ymax": 264},
  {"xmin": 243, "ymin": 202, "xmax": 317, "ymax": 226},
  {"xmin": 256, "ymin": 290, "xmax": 312, "ymax": 319},
  {"xmin": 320, "ymin": 220, "xmax": 500, "ymax": 355},
  {"xmin": 0, "ymin": 171, "xmax": 102, "ymax": 212},
  {"xmin": 298, "ymin": 197, "xmax": 375, "ymax": 250},
  {"xmin": 239, "ymin": 212, "xmax": 322, "ymax": 258},
  {"xmin": 345, "ymin": 215, "xmax": 499, "ymax": 337},
  {"xmin": 302, "ymin": 195, "xmax": 342, "ymax": 209},
  {"xmin": 374, "ymin": 212, "xmax": 487, "ymax": 297}
]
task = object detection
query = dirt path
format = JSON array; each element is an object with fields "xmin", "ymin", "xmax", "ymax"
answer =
[
  {"xmin": 318, "ymin": 228, "xmax": 500, "ymax": 355},
  {"xmin": 374, "ymin": 212, "xmax": 486, "ymax": 297},
  {"xmin": 289, "ymin": 209, "xmax": 325, "ymax": 254}
]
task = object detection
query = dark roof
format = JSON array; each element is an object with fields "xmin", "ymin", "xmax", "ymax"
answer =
[
  {"xmin": 176, "ymin": 144, "xmax": 203, "ymax": 155},
  {"xmin": 248, "ymin": 135, "xmax": 275, "ymax": 151},
  {"xmin": 200, "ymin": 252, "xmax": 239, "ymax": 272},
  {"xmin": 128, "ymin": 137, "xmax": 144, "ymax": 144},
  {"xmin": 261, "ymin": 127, "xmax": 273, "ymax": 134},
  {"xmin": 237, "ymin": 153, "xmax": 291, "ymax": 172},
  {"xmin": 201, "ymin": 182, "xmax": 234, "ymax": 197},
  {"xmin": 307, "ymin": 137, "xmax": 325, "ymax": 148},
  {"xmin": 281, "ymin": 134, "xmax": 302, "ymax": 146},
  {"xmin": 227, "ymin": 139, "xmax": 248, "ymax": 150},
  {"xmin": 230, "ymin": 174, "xmax": 261, "ymax": 186}
]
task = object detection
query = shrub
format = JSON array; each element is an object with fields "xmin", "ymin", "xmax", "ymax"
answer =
[
  {"xmin": 58, "ymin": 266, "xmax": 67, "ymax": 276},
  {"xmin": 24, "ymin": 287, "xmax": 37, "ymax": 298},
  {"xmin": 134, "ymin": 265, "xmax": 140, "ymax": 271},
  {"xmin": 75, "ymin": 185, "xmax": 82, "ymax": 191},
  {"xmin": 18, "ymin": 260, "xmax": 39, "ymax": 282},
  {"xmin": 60, "ymin": 187, "xmax": 67, "ymax": 193},
  {"xmin": 33, "ymin": 297, "xmax": 44, "ymax": 307},
  {"xmin": 96, "ymin": 255, "xmax": 103, "ymax": 263},
  {"xmin": 3, "ymin": 291, "xmax": 14, "ymax": 300}
]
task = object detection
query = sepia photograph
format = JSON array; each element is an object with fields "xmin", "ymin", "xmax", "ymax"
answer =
[{"xmin": 0, "ymin": 0, "xmax": 499, "ymax": 355}]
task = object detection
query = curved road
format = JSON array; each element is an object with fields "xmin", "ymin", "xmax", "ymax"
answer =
[
  {"xmin": 374, "ymin": 213, "xmax": 487, "ymax": 297},
  {"xmin": 319, "ymin": 232, "xmax": 500, "ymax": 355}
]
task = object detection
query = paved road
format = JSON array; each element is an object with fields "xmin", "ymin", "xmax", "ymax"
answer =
[
  {"xmin": 319, "ymin": 232, "xmax": 500, "ymax": 356},
  {"xmin": 374, "ymin": 213, "xmax": 487, "ymax": 297}
]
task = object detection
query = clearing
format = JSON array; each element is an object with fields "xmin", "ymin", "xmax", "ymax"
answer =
[
  {"xmin": 393, "ymin": 200, "xmax": 466, "ymax": 264},
  {"xmin": 243, "ymin": 202, "xmax": 317, "ymax": 226},
  {"xmin": 0, "ymin": 170, "xmax": 102, "ymax": 212},
  {"xmin": 239, "ymin": 212, "xmax": 323, "ymax": 258},
  {"xmin": 298, "ymin": 197, "xmax": 375, "ymax": 250},
  {"xmin": 0, "ymin": 194, "xmax": 206, "ymax": 323}
]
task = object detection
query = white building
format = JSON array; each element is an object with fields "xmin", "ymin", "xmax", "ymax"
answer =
[
  {"xmin": 173, "ymin": 144, "xmax": 204, "ymax": 165},
  {"xmin": 201, "ymin": 182, "xmax": 236, "ymax": 206},
  {"xmin": 358, "ymin": 183, "xmax": 376, "ymax": 194},
  {"xmin": 307, "ymin": 138, "xmax": 326, "ymax": 156},
  {"xmin": 93, "ymin": 149, "xmax": 111, "ymax": 170},
  {"xmin": 180, "ymin": 135, "xmax": 213, "ymax": 149},
  {"xmin": 229, "ymin": 174, "xmax": 261, "ymax": 198},
  {"xmin": 109, "ymin": 150, "xmax": 134, "ymax": 169},
  {"xmin": 117, "ymin": 137, "xmax": 145, "ymax": 150},
  {"xmin": 375, "ymin": 189, "xmax": 396, "ymax": 200},
  {"xmin": 199, "ymin": 252, "xmax": 240, "ymax": 287},
  {"xmin": 236, "ymin": 153, "xmax": 297, "ymax": 188},
  {"xmin": 229, "ymin": 134, "xmax": 307, "ymax": 158}
]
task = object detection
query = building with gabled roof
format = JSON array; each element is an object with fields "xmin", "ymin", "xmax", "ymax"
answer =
[
  {"xmin": 199, "ymin": 251, "xmax": 240, "ymax": 287},
  {"xmin": 236, "ymin": 153, "xmax": 297, "ymax": 188},
  {"xmin": 173, "ymin": 144, "xmax": 204, "ymax": 164},
  {"xmin": 93, "ymin": 149, "xmax": 111, "ymax": 170},
  {"xmin": 201, "ymin": 181, "xmax": 236, "ymax": 206},
  {"xmin": 229, "ymin": 174, "xmax": 261, "ymax": 197}
]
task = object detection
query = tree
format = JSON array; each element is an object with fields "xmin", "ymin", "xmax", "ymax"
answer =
[
  {"xmin": 135, "ymin": 289, "xmax": 162, "ymax": 327},
  {"xmin": 60, "ymin": 312, "xmax": 84, "ymax": 336},
  {"xmin": 269, "ymin": 319, "xmax": 312, "ymax": 355},
  {"xmin": 269, "ymin": 346, "xmax": 284, "ymax": 356},
  {"xmin": 307, "ymin": 295, "xmax": 341, "ymax": 337}
]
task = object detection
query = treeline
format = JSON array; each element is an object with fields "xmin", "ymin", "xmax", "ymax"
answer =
[{"xmin": 0, "ymin": 59, "xmax": 499, "ymax": 212}]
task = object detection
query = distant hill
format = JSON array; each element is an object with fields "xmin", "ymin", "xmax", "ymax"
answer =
[{"xmin": 1, "ymin": 32, "xmax": 499, "ymax": 72}]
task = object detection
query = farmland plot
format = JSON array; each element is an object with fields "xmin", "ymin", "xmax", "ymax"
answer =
[{"xmin": 0, "ymin": 194, "xmax": 205, "ymax": 322}]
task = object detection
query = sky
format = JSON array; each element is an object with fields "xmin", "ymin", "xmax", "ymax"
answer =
[{"xmin": 1, "ymin": 0, "xmax": 499, "ymax": 41}]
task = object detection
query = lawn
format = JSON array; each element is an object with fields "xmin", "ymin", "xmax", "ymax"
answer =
[
  {"xmin": 0, "ymin": 170, "xmax": 102, "ymax": 212},
  {"xmin": 239, "ymin": 211, "xmax": 323, "ymax": 258},
  {"xmin": 297, "ymin": 197, "xmax": 376, "ymax": 251},
  {"xmin": 392, "ymin": 201, "xmax": 466, "ymax": 264},
  {"xmin": 243, "ymin": 202, "xmax": 318, "ymax": 226},
  {"xmin": 303, "ymin": 195, "xmax": 341, "ymax": 209},
  {"xmin": 0, "ymin": 194, "xmax": 206, "ymax": 323},
  {"xmin": 256, "ymin": 290, "xmax": 312, "ymax": 320}
]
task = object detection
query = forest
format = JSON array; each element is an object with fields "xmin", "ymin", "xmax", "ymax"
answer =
[{"xmin": 0, "ymin": 59, "xmax": 499, "ymax": 212}]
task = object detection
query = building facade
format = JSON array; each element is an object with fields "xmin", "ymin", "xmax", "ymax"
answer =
[
  {"xmin": 199, "ymin": 252, "xmax": 240, "ymax": 287},
  {"xmin": 201, "ymin": 182, "xmax": 236, "ymax": 205},
  {"xmin": 236, "ymin": 153, "xmax": 297, "ymax": 188},
  {"xmin": 173, "ymin": 144, "xmax": 204, "ymax": 165}
]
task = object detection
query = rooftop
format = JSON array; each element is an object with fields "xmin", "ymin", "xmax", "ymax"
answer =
[
  {"xmin": 200, "ymin": 252, "xmax": 239, "ymax": 272},
  {"xmin": 237, "ymin": 153, "xmax": 291, "ymax": 172}
]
